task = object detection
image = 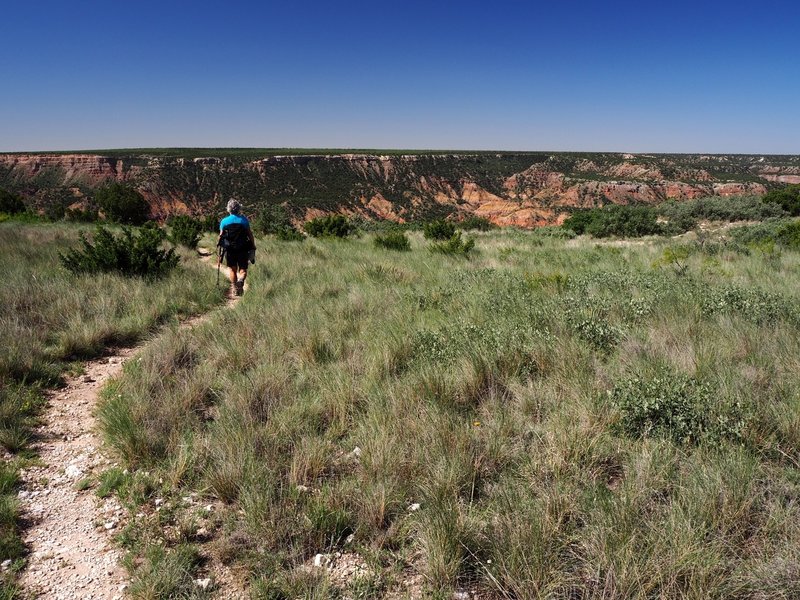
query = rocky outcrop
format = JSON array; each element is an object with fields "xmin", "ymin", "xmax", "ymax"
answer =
[
  {"xmin": 0, "ymin": 154, "xmax": 126, "ymax": 184},
  {"xmin": 0, "ymin": 151, "xmax": 796, "ymax": 228}
]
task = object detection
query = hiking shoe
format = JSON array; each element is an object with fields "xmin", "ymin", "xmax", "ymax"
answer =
[{"xmin": 235, "ymin": 280, "xmax": 244, "ymax": 296}]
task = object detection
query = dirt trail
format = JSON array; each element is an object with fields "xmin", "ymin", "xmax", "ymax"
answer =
[{"xmin": 19, "ymin": 253, "xmax": 241, "ymax": 599}]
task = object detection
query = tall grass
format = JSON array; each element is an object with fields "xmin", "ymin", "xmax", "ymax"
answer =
[
  {"xmin": 0, "ymin": 223, "xmax": 224, "ymax": 595},
  {"xmin": 98, "ymin": 225, "xmax": 800, "ymax": 596}
]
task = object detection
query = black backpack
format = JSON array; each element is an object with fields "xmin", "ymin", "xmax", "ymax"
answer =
[{"xmin": 219, "ymin": 223, "xmax": 250, "ymax": 252}]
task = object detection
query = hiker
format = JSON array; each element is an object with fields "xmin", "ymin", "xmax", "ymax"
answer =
[{"xmin": 218, "ymin": 198, "xmax": 256, "ymax": 296}]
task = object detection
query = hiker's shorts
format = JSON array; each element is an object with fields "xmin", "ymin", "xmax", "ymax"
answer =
[{"xmin": 225, "ymin": 249, "xmax": 249, "ymax": 270}]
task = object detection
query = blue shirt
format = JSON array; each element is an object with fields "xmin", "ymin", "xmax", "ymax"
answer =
[{"xmin": 219, "ymin": 214, "xmax": 250, "ymax": 232}]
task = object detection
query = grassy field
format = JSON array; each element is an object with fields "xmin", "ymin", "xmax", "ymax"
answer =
[
  {"xmin": 93, "ymin": 222, "xmax": 800, "ymax": 598},
  {"xmin": 0, "ymin": 223, "xmax": 224, "ymax": 597}
]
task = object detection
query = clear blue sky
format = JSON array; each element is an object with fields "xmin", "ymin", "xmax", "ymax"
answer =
[{"xmin": 1, "ymin": 0, "xmax": 798, "ymax": 153}]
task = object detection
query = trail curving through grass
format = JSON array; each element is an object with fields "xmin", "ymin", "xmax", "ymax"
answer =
[{"xmin": 17, "ymin": 250, "xmax": 242, "ymax": 599}]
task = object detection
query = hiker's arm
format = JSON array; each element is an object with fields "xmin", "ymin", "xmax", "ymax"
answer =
[{"xmin": 248, "ymin": 228, "xmax": 256, "ymax": 249}]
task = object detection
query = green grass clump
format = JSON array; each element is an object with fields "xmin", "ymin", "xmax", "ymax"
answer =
[{"xmin": 124, "ymin": 544, "xmax": 208, "ymax": 599}]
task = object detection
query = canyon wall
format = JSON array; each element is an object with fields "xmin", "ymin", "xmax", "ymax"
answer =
[{"xmin": 1, "ymin": 151, "xmax": 797, "ymax": 227}]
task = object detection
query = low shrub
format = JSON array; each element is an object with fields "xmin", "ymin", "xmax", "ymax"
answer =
[
  {"xmin": 563, "ymin": 204, "xmax": 662, "ymax": 238},
  {"xmin": 532, "ymin": 225, "xmax": 576, "ymax": 239},
  {"xmin": 374, "ymin": 231, "xmax": 411, "ymax": 251},
  {"xmin": 730, "ymin": 218, "xmax": 800, "ymax": 250},
  {"xmin": 167, "ymin": 215, "xmax": 204, "ymax": 249},
  {"xmin": 423, "ymin": 219, "xmax": 456, "ymax": 240},
  {"xmin": 59, "ymin": 225, "xmax": 179, "ymax": 279},
  {"xmin": 610, "ymin": 371, "xmax": 746, "ymax": 446},
  {"xmin": 94, "ymin": 183, "xmax": 151, "ymax": 225},
  {"xmin": 64, "ymin": 207, "xmax": 99, "ymax": 223},
  {"xmin": 776, "ymin": 220, "xmax": 800, "ymax": 249},
  {"xmin": 658, "ymin": 195, "xmax": 786, "ymax": 233},
  {"xmin": 457, "ymin": 216, "xmax": 495, "ymax": 231},
  {"xmin": 304, "ymin": 215, "xmax": 352, "ymax": 238},
  {"xmin": 350, "ymin": 217, "xmax": 414, "ymax": 233},
  {"xmin": 276, "ymin": 226, "xmax": 305, "ymax": 242},
  {"xmin": 573, "ymin": 317, "xmax": 622, "ymax": 354},
  {"xmin": 429, "ymin": 232, "xmax": 475, "ymax": 256}
]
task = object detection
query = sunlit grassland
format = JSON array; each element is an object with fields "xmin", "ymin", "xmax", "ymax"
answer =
[
  {"xmin": 100, "ymin": 226, "xmax": 800, "ymax": 598},
  {"xmin": 0, "ymin": 222, "xmax": 224, "ymax": 596}
]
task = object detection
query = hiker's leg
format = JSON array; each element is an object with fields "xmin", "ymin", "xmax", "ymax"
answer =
[
  {"xmin": 238, "ymin": 267, "xmax": 247, "ymax": 283},
  {"xmin": 229, "ymin": 266, "xmax": 238, "ymax": 284}
]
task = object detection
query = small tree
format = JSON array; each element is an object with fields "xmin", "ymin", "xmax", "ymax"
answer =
[
  {"xmin": 254, "ymin": 204, "xmax": 293, "ymax": 235},
  {"xmin": 95, "ymin": 183, "xmax": 150, "ymax": 225},
  {"xmin": 0, "ymin": 189, "xmax": 25, "ymax": 215}
]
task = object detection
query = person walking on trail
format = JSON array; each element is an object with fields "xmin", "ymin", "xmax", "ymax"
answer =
[{"xmin": 218, "ymin": 198, "xmax": 256, "ymax": 296}]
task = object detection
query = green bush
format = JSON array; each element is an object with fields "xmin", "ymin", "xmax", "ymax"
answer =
[
  {"xmin": 374, "ymin": 231, "xmax": 411, "ymax": 251},
  {"xmin": 658, "ymin": 196, "xmax": 785, "ymax": 233},
  {"xmin": 303, "ymin": 215, "xmax": 352, "ymax": 238},
  {"xmin": 423, "ymin": 219, "xmax": 457, "ymax": 240},
  {"xmin": 776, "ymin": 220, "xmax": 800, "ymax": 249},
  {"xmin": 573, "ymin": 317, "xmax": 622, "ymax": 354},
  {"xmin": 563, "ymin": 204, "xmax": 662, "ymax": 238},
  {"xmin": 429, "ymin": 231, "xmax": 475, "ymax": 256},
  {"xmin": 422, "ymin": 219, "xmax": 456, "ymax": 240},
  {"xmin": 610, "ymin": 371, "xmax": 746, "ymax": 446},
  {"xmin": 59, "ymin": 225, "xmax": 179, "ymax": 279},
  {"xmin": 167, "ymin": 215, "xmax": 204, "ymax": 249},
  {"xmin": 0, "ymin": 190, "xmax": 25, "ymax": 215},
  {"xmin": 276, "ymin": 226, "xmax": 305, "ymax": 242},
  {"xmin": 730, "ymin": 218, "xmax": 800, "ymax": 251},
  {"xmin": 560, "ymin": 210, "xmax": 595, "ymax": 235},
  {"xmin": 94, "ymin": 183, "xmax": 151, "ymax": 225},
  {"xmin": 457, "ymin": 215, "xmax": 495, "ymax": 231},
  {"xmin": 763, "ymin": 184, "xmax": 800, "ymax": 216}
]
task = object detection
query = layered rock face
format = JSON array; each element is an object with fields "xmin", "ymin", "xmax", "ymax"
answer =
[
  {"xmin": 0, "ymin": 151, "xmax": 796, "ymax": 227},
  {"xmin": 0, "ymin": 154, "xmax": 128, "ymax": 184}
]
